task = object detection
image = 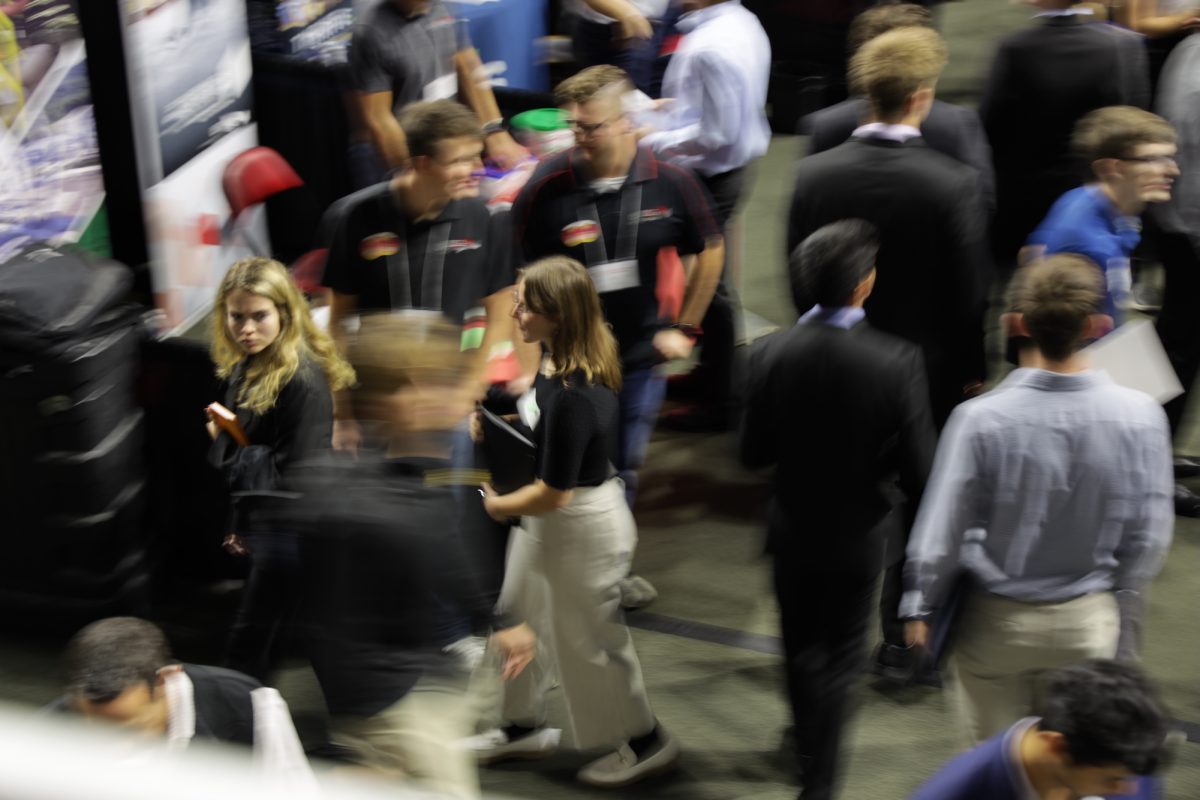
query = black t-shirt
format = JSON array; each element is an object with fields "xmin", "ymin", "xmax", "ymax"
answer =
[
  {"xmin": 532, "ymin": 371, "xmax": 619, "ymax": 491},
  {"xmin": 348, "ymin": 0, "xmax": 468, "ymax": 114},
  {"xmin": 320, "ymin": 183, "xmax": 514, "ymax": 325},
  {"xmin": 513, "ymin": 146, "xmax": 720, "ymax": 370}
]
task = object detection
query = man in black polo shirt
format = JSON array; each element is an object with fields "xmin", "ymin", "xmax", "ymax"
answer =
[
  {"xmin": 349, "ymin": 0, "xmax": 527, "ymax": 185},
  {"xmin": 322, "ymin": 99, "xmax": 520, "ymax": 451},
  {"xmin": 512, "ymin": 66, "xmax": 724, "ymax": 505}
]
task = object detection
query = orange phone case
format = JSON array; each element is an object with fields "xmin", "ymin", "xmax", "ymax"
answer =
[{"xmin": 207, "ymin": 402, "xmax": 249, "ymax": 447}]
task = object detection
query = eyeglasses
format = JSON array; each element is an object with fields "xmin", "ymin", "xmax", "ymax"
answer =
[
  {"xmin": 565, "ymin": 117, "xmax": 617, "ymax": 137},
  {"xmin": 1120, "ymin": 154, "xmax": 1178, "ymax": 168},
  {"xmin": 511, "ymin": 289, "xmax": 527, "ymax": 315}
]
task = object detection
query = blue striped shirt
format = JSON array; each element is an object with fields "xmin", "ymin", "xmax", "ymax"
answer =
[{"xmin": 901, "ymin": 368, "xmax": 1173, "ymax": 619}]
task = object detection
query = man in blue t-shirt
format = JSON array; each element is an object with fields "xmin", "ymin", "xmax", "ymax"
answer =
[
  {"xmin": 912, "ymin": 660, "xmax": 1170, "ymax": 800},
  {"xmin": 1025, "ymin": 106, "xmax": 1178, "ymax": 323}
]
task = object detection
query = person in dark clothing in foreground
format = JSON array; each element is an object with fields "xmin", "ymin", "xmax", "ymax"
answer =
[
  {"xmin": 282, "ymin": 312, "xmax": 535, "ymax": 799},
  {"xmin": 911, "ymin": 659, "xmax": 1170, "ymax": 800}
]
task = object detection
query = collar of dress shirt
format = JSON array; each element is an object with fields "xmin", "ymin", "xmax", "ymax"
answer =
[
  {"xmin": 1003, "ymin": 366, "xmax": 1107, "ymax": 392},
  {"xmin": 851, "ymin": 122, "xmax": 922, "ymax": 143},
  {"xmin": 798, "ymin": 304, "xmax": 866, "ymax": 330},
  {"xmin": 1034, "ymin": 7, "xmax": 1094, "ymax": 18},
  {"xmin": 675, "ymin": 0, "xmax": 742, "ymax": 33}
]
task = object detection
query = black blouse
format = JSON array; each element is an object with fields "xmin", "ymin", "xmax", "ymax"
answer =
[{"xmin": 532, "ymin": 370, "xmax": 618, "ymax": 491}]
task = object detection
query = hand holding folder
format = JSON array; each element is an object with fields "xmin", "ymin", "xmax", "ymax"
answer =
[{"xmin": 479, "ymin": 406, "xmax": 536, "ymax": 494}]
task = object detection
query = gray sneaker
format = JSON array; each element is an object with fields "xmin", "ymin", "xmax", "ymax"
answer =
[
  {"xmin": 619, "ymin": 575, "xmax": 658, "ymax": 610},
  {"xmin": 576, "ymin": 730, "xmax": 680, "ymax": 787}
]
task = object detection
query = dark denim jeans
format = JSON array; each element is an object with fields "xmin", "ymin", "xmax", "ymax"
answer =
[{"xmin": 616, "ymin": 365, "xmax": 668, "ymax": 506}]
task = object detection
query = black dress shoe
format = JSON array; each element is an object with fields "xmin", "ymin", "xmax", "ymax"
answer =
[
  {"xmin": 873, "ymin": 642, "xmax": 916, "ymax": 684},
  {"xmin": 1174, "ymin": 483, "xmax": 1200, "ymax": 517},
  {"xmin": 1175, "ymin": 456, "xmax": 1200, "ymax": 479}
]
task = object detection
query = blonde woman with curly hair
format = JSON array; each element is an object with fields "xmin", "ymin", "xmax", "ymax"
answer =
[
  {"xmin": 477, "ymin": 257, "xmax": 677, "ymax": 787},
  {"xmin": 207, "ymin": 256, "xmax": 354, "ymax": 682}
]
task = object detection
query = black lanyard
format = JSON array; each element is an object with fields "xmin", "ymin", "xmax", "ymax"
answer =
[
  {"xmin": 578, "ymin": 182, "xmax": 643, "ymax": 266},
  {"xmin": 384, "ymin": 215, "xmax": 451, "ymax": 312}
]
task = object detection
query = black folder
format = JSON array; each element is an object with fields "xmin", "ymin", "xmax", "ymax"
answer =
[{"xmin": 479, "ymin": 407, "xmax": 536, "ymax": 494}]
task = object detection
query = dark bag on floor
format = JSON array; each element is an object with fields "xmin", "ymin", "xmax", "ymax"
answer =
[{"xmin": 0, "ymin": 245, "xmax": 151, "ymax": 625}]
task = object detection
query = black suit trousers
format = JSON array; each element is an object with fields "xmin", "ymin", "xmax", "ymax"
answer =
[
  {"xmin": 697, "ymin": 166, "xmax": 749, "ymax": 413},
  {"xmin": 773, "ymin": 556, "xmax": 876, "ymax": 800}
]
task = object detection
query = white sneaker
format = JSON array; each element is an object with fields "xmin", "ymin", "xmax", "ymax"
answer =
[
  {"xmin": 458, "ymin": 727, "xmax": 562, "ymax": 764},
  {"xmin": 576, "ymin": 729, "xmax": 680, "ymax": 788}
]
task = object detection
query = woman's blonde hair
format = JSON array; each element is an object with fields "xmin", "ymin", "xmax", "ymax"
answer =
[
  {"xmin": 211, "ymin": 257, "xmax": 355, "ymax": 414},
  {"xmin": 520, "ymin": 256, "xmax": 622, "ymax": 392}
]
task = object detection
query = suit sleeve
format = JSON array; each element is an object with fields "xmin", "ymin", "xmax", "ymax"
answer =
[
  {"xmin": 977, "ymin": 41, "xmax": 1012, "ymax": 161},
  {"xmin": 896, "ymin": 346, "xmax": 937, "ymax": 530},
  {"xmin": 738, "ymin": 337, "xmax": 778, "ymax": 470},
  {"xmin": 958, "ymin": 108, "xmax": 996, "ymax": 218},
  {"xmin": 1122, "ymin": 36, "xmax": 1152, "ymax": 111},
  {"xmin": 942, "ymin": 169, "xmax": 991, "ymax": 385}
]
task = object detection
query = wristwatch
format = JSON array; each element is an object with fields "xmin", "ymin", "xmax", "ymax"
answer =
[{"xmin": 482, "ymin": 118, "xmax": 505, "ymax": 137}]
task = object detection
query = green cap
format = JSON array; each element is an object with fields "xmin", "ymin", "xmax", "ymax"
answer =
[{"xmin": 510, "ymin": 108, "xmax": 568, "ymax": 132}]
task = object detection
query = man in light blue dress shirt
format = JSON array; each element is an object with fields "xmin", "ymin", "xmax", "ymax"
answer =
[{"xmin": 902, "ymin": 255, "xmax": 1173, "ymax": 747}]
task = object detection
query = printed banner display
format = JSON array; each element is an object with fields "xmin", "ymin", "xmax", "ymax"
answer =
[
  {"xmin": 120, "ymin": 0, "xmax": 266, "ymax": 332},
  {"xmin": 0, "ymin": 0, "xmax": 107, "ymax": 262}
]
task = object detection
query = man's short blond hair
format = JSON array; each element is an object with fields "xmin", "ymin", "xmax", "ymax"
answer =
[
  {"xmin": 555, "ymin": 65, "xmax": 632, "ymax": 107},
  {"xmin": 1072, "ymin": 106, "xmax": 1177, "ymax": 163},
  {"xmin": 849, "ymin": 26, "xmax": 948, "ymax": 120}
]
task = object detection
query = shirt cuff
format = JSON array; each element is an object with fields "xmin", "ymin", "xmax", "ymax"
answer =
[{"xmin": 898, "ymin": 589, "xmax": 929, "ymax": 620}]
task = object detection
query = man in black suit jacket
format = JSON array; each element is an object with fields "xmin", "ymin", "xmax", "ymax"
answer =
[
  {"xmin": 980, "ymin": 1, "xmax": 1150, "ymax": 266},
  {"xmin": 804, "ymin": 2, "xmax": 995, "ymax": 214},
  {"xmin": 743, "ymin": 220, "xmax": 935, "ymax": 800},
  {"xmin": 787, "ymin": 25, "xmax": 989, "ymax": 428}
]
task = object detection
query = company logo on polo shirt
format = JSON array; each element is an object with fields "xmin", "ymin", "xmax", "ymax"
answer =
[
  {"xmin": 360, "ymin": 232, "xmax": 401, "ymax": 260},
  {"xmin": 445, "ymin": 238, "xmax": 482, "ymax": 253},
  {"xmin": 634, "ymin": 206, "xmax": 672, "ymax": 223},
  {"xmin": 561, "ymin": 220, "xmax": 600, "ymax": 247}
]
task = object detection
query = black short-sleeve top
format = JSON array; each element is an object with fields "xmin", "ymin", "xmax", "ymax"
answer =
[{"xmin": 530, "ymin": 370, "xmax": 619, "ymax": 491}]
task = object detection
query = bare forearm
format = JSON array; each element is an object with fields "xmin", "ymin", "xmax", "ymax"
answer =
[
  {"xmin": 678, "ymin": 241, "xmax": 724, "ymax": 325},
  {"xmin": 490, "ymin": 480, "xmax": 570, "ymax": 517},
  {"xmin": 582, "ymin": 0, "xmax": 643, "ymax": 22},
  {"xmin": 455, "ymin": 49, "xmax": 502, "ymax": 124},
  {"xmin": 368, "ymin": 113, "xmax": 409, "ymax": 170}
]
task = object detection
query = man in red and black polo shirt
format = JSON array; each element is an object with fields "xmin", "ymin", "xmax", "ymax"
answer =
[
  {"xmin": 512, "ymin": 65, "xmax": 724, "ymax": 505},
  {"xmin": 321, "ymin": 99, "xmax": 519, "ymax": 452}
]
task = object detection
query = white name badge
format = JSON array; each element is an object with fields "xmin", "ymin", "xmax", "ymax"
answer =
[
  {"xmin": 422, "ymin": 72, "xmax": 458, "ymax": 101},
  {"xmin": 518, "ymin": 388, "xmax": 540, "ymax": 431},
  {"xmin": 589, "ymin": 259, "xmax": 640, "ymax": 294}
]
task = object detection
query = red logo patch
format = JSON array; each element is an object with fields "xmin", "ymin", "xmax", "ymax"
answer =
[
  {"xmin": 446, "ymin": 238, "xmax": 481, "ymax": 253},
  {"xmin": 360, "ymin": 233, "xmax": 400, "ymax": 261},
  {"xmin": 638, "ymin": 206, "xmax": 672, "ymax": 223},
  {"xmin": 562, "ymin": 220, "xmax": 600, "ymax": 248}
]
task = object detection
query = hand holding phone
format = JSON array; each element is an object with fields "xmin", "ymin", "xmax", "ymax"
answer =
[{"xmin": 206, "ymin": 402, "xmax": 249, "ymax": 447}]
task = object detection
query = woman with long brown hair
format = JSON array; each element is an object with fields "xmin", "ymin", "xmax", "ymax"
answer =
[
  {"xmin": 207, "ymin": 256, "xmax": 354, "ymax": 682},
  {"xmin": 479, "ymin": 256, "xmax": 677, "ymax": 787}
]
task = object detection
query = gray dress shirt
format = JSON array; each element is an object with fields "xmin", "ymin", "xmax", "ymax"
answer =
[{"xmin": 902, "ymin": 368, "xmax": 1173, "ymax": 619}]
